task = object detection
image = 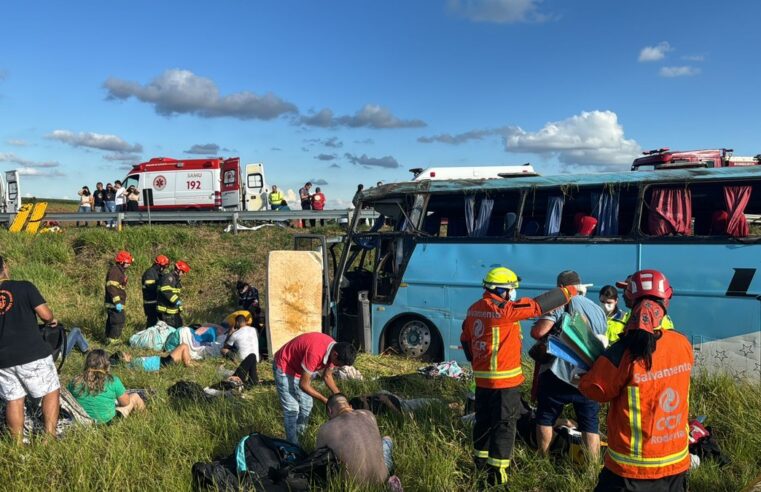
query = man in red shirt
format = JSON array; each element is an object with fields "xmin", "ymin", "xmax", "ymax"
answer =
[
  {"xmin": 311, "ymin": 187, "xmax": 326, "ymax": 226},
  {"xmin": 273, "ymin": 332, "xmax": 357, "ymax": 444}
]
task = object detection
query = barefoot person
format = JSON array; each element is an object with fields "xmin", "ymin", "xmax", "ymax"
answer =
[{"xmin": 0, "ymin": 255, "xmax": 61, "ymax": 442}]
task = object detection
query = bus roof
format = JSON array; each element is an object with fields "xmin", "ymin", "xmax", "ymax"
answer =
[{"xmin": 362, "ymin": 166, "xmax": 761, "ymax": 201}]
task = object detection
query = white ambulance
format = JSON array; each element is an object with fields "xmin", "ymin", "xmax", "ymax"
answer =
[
  {"xmin": 122, "ymin": 157, "xmax": 267, "ymax": 211},
  {"xmin": 0, "ymin": 170, "xmax": 20, "ymax": 213}
]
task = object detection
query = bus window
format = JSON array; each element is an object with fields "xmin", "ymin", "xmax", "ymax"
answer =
[
  {"xmin": 641, "ymin": 180, "xmax": 761, "ymax": 238},
  {"xmin": 424, "ymin": 191, "xmax": 521, "ymax": 238},
  {"xmin": 523, "ymin": 185, "xmax": 639, "ymax": 238}
]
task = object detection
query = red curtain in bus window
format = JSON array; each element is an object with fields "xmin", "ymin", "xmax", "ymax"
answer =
[
  {"xmin": 647, "ymin": 187, "xmax": 692, "ymax": 236},
  {"xmin": 724, "ymin": 185, "xmax": 751, "ymax": 237}
]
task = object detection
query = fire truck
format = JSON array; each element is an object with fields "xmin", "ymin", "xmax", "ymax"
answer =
[
  {"xmin": 122, "ymin": 157, "xmax": 267, "ymax": 211},
  {"xmin": 632, "ymin": 147, "xmax": 760, "ymax": 171}
]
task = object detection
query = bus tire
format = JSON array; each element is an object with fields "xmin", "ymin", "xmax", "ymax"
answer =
[{"xmin": 389, "ymin": 316, "xmax": 442, "ymax": 362}]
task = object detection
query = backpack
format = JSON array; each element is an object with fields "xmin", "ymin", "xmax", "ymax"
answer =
[
  {"xmin": 39, "ymin": 323, "xmax": 68, "ymax": 371},
  {"xmin": 192, "ymin": 432, "xmax": 336, "ymax": 492}
]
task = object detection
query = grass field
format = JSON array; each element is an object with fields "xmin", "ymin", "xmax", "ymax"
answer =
[{"xmin": 0, "ymin": 225, "xmax": 759, "ymax": 491}]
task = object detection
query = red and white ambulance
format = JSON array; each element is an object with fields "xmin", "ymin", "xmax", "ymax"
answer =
[{"xmin": 122, "ymin": 157, "xmax": 267, "ymax": 211}]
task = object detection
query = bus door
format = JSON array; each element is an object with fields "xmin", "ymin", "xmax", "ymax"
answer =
[
  {"xmin": 4, "ymin": 170, "xmax": 19, "ymax": 213},
  {"xmin": 221, "ymin": 158, "xmax": 241, "ymax": 209},
  {"xmin": 245, "ymin": 163, "xmax": 265, "ymax": 211}
]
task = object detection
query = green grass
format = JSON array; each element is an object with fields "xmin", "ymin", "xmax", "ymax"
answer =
[{"xmin": 0, "ymin": 226, "xmax": 759, "ymax": 491}]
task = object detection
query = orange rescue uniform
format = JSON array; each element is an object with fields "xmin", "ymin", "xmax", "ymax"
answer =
[
  {"xmin": 461, "ymin": 291, "xmax": 550, "ymax": 389},
  {"xmin": 579, "ymin": 329, "xmax": 694, "ymax": 480}
]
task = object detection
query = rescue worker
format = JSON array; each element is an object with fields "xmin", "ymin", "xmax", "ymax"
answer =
[
  {"xmin": 157, "ymin": 261, "xmax": 190, "ymax": 328},
  {"xmin": 599, "ymin": 285, "xmax": 629, "ymax": 345},
  {"xmin": 606, "ymin": 278, "xmax": 675, "ymax": 344},
  {"xmin": 460, "ymin": 266, "xmax": 583, "ymax": 487},
  {"xmin": 269, "ymin": 185, "xmax": 285, "ymax": 211},
  {"xmin": 579, "ymin": 270, "xmax": 693, "ymax": 491},
  {"xmin": 105, "ymin": 251, "xmax": 133, "ymax": 344},
  {"xmin": 142, "ymin": 255, "xmax": 170, "ymax": 328}
]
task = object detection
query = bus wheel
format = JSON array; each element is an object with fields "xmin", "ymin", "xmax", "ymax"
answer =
[{"xmin": 392, "ymin": 318, "xmax": 441, "ymax": 361}]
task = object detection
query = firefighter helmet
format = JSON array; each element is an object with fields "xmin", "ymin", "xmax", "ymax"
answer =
[
  {"xmin": 114, "ymin": 251, "xmax": 133, "ymax": 265},
  {"xmin": 623, "ymin": 269, "xmax": 673, "ymax": 307},
  {"xmin": 483, "ymin": 267, "xmax": 520, "ymax": 289},
  {"xmin": 175, "ymin": 261, "xmax": 191, "ymax": 274},
  {"xmin": 155, "ymin": 255, "xmax": 170, "ymax": 267}
]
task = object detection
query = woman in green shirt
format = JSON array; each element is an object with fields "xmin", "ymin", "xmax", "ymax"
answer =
[{"xmin": 68, "ymin": 350, "xmax": 145, "ymax": 424}]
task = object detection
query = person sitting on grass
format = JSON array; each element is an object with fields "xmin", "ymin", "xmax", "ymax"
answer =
[
  {"xmin": 220, "ymin": 315, "xmax": 260, "ymax": 388},
  {"xmin": 68, "ymin": 349, "xmax": 145, "ymax": 424},
  {"xmin": 110, "ymin": 343, "xmax": 197, "ymax": 372}
]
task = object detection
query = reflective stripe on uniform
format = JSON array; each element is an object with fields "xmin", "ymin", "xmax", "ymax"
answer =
[
  {"xmin": 473, "ymin": 367, "xmax": 522, "ymax": 379},
  {"xmin": 608, "ymin": 446, "xmax": 689, "ymax": 468},
  {"xmin": 112, "ymin": 296, "xmax": 121, "ymax": 303},
  {"xmin": 157, "ymin": 305, "xmax": 179, "ymax": 314},
  {"xmin": 487, "ymin": 457, "xmax": 511, "ymax": 467},
  {"xmin": 627, "ymin": 386, "xmax": 643, "ymax": 458},
  {"xmin": 169, "ymin": 295, "xmax": 179, "ymax": 303},
  {"xmin": 490, "ymin": 326, "xmax": 500, "ymax": 372},
  {"xmin": 143, "ymin": 280, "xmax": 156, "ymax": 285},
  {"xmin": 474, "ymin": 449, "xmax": 489, "ymax": 458},
  {"xmin": 106, "ymin": 280, "xmax": 126, "ymax": 289},
  {"xmin": 143, "ymin": 300, "xmax": 157, "ymax": 305}
]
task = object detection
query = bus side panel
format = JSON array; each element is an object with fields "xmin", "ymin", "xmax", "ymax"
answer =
[{"xmin": 641, "ymin": 244, "xmax": 761, "ymax": 380}]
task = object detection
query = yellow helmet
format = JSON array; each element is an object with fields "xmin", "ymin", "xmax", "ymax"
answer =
[{"xmin": 483, "ymin": 267, "xmax": 520, "ymax": 289}]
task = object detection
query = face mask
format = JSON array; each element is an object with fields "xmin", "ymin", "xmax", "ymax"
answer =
[
  {"xmin": 509, "ymin": 290, "xmax": 517, "ymax": 302},
  {"xmin": 601, "ymin": 301, "xmax": 616, "ymax": 314}
]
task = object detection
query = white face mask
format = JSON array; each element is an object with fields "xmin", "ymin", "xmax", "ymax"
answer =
[
  {"xmin": 509, "ymin": 289, "xmax": 517, "ymax": 302},
  {"xmin": 601, "ymin": 301, "xmax": 616, "ymax": 314}
]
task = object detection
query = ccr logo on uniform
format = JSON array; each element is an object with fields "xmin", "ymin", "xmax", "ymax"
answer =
[
  {"xmin": 0, "ymin": 290, "xmax": 14, "ymax": 315},
  {"xmin": 659, "ymin": 387, "xmax": 680, "ymax": 413},
  {"xmin": 473, "ymin": 319, "xmax": 484, "ymax": 338}
]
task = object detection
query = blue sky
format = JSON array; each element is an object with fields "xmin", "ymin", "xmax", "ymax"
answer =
[{"xmin": 1, "ymin": 0, "xmax": 760, "ymax": 206}]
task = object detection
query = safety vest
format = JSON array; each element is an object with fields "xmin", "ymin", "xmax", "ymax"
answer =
[
  {"xmin": 579, "ymin": 330, "xmax": 694, "ymax": 480},
  {"xmin": 157, "ymin": 272, "xmax": 182, "ymax": 315},
  {"xmin": 104, "ymin": 264, "xmax": 127, "ymax": 308},
  {"xmin": 269, "ymin": 191, "xmax": 284, "ymax": 205},
  {"xmin": 607, "ymin": 311, "xmax": 675, "ymax": 344},
  {"xmin": 461, "ymin": 291, "xmax": 545, "ymax": 389},
  {"xmin": 141, "ymin": 264, "xmax": 162, "ymax": 305}
]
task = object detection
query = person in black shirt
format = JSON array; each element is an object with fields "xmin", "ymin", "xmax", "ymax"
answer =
[
  {"xmin": 236, "ymin": 281, "xmax": 262, "ymax": 328},
  {"xmin": 93, "ymin": 182, "xmax": 107, "ymax": 226},
  {"xmin": 104, "ymin": 183, "xmax": 117, "ymax": 228},
  {"xmin": 0, "ymin": 255, "xmax": 60, "ymax": 442}
]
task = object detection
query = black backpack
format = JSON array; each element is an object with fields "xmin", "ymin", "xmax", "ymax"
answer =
[
  {"xmin": 39, "ymin": 323, "xmax": 68, "ymax": 371},
  {"xmin": 192, "ymin": 432, "xmax": 336, "ymax": 492}
]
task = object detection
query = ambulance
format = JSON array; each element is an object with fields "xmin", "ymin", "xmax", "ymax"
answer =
[
  {"xmin": 0, "ymin": 170, "xmax": 20, "ymax": 213},
  {"xmin": 122, "ymin": 157, "xmax": 267, "ymax": 211}
]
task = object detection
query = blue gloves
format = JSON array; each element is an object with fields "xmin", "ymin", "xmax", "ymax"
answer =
[
  {"xmin": 176, "ymin": 300, "xmax": 183, "ymax": 307},
  {"xmin": 115, "ymin": 303, "xmax": 124, "ymax": 313}
]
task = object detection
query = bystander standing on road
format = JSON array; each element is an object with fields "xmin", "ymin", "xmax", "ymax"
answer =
[
  {"xmin": 311, "ymin": 187, "xmax": 325, "ymax": 226},
  {"xmin": 114, "ymin": 181, "xmax": 126, "ymax": 213},
  {"xmin": 299, "ymin": 182, "xmax": 314, "ymax": 226},
  {"xmin": 93, "ymin": 182, "xmax": 106, "ymax": 226},
  {"xmin": 76, "ymin": 186, "xmax": 93, "ymax": 227}
]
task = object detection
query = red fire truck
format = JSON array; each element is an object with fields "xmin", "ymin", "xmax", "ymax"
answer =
[
  {"xmin": 122, "ymin": 157, "xmax": 267, "ymax": 211},
  {"xmin": 632, "ymin": 147, "xmax": 760, "ymax": 171}
]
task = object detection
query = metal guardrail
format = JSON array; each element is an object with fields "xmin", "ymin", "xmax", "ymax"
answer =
[{"xmin": 0, "ymin": 209, "xmax": 379, "ymax": 234}]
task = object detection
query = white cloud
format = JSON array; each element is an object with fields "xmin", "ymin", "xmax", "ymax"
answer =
[
  {"xmin": 6, "ymin": 139, "xmax": 28, "ymax": 147},
  {"xmin": 16, "ymin": 167, "xmax": 65, "ymax": 178},
  {"xmin": 501, "ymin": 110, "xmax": 641, "ymax": 168},
  {"xmin": 448, "ymin": 0, "xmax": 552, "ymax": 24},
  {"xmin": 659, "ymin": 66, "xmax": 701, "ymax": 78},
  {"xmin": 47, "ymin": 130, "xmax": 143, "ymax": 153},
  {"xmin": 0, "ymin": 152, "xmax": 60, "ymax": 168},
  {"xmin": 300, "ymin": 104, "xmax": 426, "ymax": 129},
  {"xmin": 104, "ymin": 69, "xmax": 298, "ymax": 120},
  {"xmin": 638, "ymin": 42, "xmax": 672, "ymax": 62},
  {"xmin": 418, "ymin": 127, "xmax": 507, "ymax": 144}
]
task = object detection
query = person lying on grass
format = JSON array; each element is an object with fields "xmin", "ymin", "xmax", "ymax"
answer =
[
  {"xmin": 220, "ymin": 315, "xmax": 260, "ymax": 388},
  {"xmin": 110, "ymin": 343, "xmax": 197, "ymax": 372},
  {"xmin": 68, "ymin": 349, "xmax": 145, "ymax": 424}
]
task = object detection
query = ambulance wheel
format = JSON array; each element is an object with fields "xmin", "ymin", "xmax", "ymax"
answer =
[{"xmin": 391, "ymin": 317, "xmax": 442, "ymax": 362}]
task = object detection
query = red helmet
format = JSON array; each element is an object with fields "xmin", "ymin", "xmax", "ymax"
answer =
[
  {"xmin": 175, "ymin": 261, "xmax": 191, "ymax": 273},
  {"xmin": 154, "ymin": 255, "xmax": 170, "ymax": 267},
  {"xmin": 114, "ymin": 251, "xmax": 133, "ymax": 265},
  {"xmin": 623, "ymin": 269, "xmax": 672, "ymax": 308}
]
